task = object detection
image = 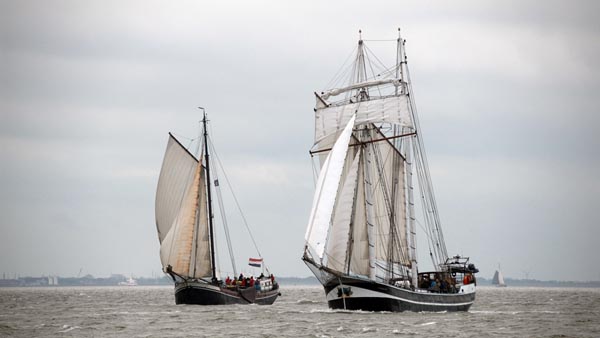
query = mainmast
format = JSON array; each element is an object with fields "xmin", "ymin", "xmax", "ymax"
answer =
[
  {"xmin": 201, "ymin": 108, "xmax": 217, "ymax": 282},
  {"xmin": 397, "ymin": 30, "xmax": 418, "ymax": 288}
]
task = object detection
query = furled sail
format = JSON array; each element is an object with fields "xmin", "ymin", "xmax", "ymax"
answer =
[
  {"xmin": 305, "ymin": 114, "xmax": 357, "ymax": 261},
  {"xmin": 319, "ymin": 78, "xmax": 402, "ymax": 101},
  {"xmin": 156, "ymin": 134, "xmax": 212, "ymax": 278}
]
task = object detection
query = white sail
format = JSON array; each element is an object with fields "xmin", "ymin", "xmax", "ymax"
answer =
[
  {"xmin": 314, "ymin": 95, "xmax": 412, "ymax": 148},
  {"xmin": 156, "ymin": 135, "xmax": 212, "ymax": 278},
  {"xmin": 305, "ymin": 114, "xmax": 357, "ymax": 261},
  {"xmin": 324, "ymin": 150, "xmax": 362, "ymax": 272},
  {"xmin": 493, "ymin": 269, "xmax": 506, "ymax": 286},
  {"xmin": 155, "ymin": 135, "xmax": 198, "ymax": 243},
  {"xmin": 349, "ymin": 152, "xmax": 370, "ymax": 276},
  {"xmin": 367, "ymin": 138, "xmax": 409, "ymax": 267},
  {"xmin": 191, "ymin": 160, "xmax": 212, "ymax": 278}
]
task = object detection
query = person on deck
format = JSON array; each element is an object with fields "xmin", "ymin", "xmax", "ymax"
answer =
[
  {"xmin": 429, "ymin": 279, "xmax": 437, "ymax": 292},
  {"xmin": 463, "ymin": 273, "xmax": 471, "ymax": 285},
  {"xmin": 440, "ymin": 278, "xmax": 448, "ymax": 293}
]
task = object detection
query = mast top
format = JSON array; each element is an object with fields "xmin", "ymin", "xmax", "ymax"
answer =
[
  {"xmin": 358, "ymin": 29, "xmax": 363, "ymax": 45},
  {"xmin": 198, "ymin": 106, "xmax": 207, "ymax": 123}
]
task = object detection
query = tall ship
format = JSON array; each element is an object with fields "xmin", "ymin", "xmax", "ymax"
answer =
[
  {"xmin": 155, "ymin": 110, "xmax": 280, "ymax": 305},
  {"xmin": 302, "ymin": 30, "xmax": 479, "ymax": 312}
]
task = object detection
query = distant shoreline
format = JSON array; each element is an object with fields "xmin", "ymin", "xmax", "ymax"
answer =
[{"xmin": 1, "ymin": 275, "xmax": 599, "ymax": 288}]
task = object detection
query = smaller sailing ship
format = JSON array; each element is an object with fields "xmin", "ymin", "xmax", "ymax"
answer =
[
  {"xmin": 492, "ymin": 266, "xmax": 507, "ymax": 287},
  {"xmin": 155, "ymin": 109, "xmax": 280, "ymax": 305}
]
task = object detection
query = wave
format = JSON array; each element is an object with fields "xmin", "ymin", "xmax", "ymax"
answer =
[
  {"xmin": 296, "ymin": 299, "xmax": 321, "ymax": 304},
  {"xmin": 58, "ymin": 325, "xmax": 80, "ymax": 333}
]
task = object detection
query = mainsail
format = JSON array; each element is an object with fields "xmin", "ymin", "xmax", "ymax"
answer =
[{"xmin": 155, "ymin": 134, "xmax": 212, "ymax": 278}]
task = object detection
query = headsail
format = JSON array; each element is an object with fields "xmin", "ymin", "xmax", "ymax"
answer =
[{"xmin": 305, "ymin": 114, "xmax": 357, "ymax": 262}]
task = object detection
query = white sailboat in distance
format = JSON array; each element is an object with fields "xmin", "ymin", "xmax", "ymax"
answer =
[{"xmin": 492, "ymin": 266, "xmax": 507, "ymax": 287}]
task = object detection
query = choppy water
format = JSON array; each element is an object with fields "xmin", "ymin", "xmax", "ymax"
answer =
[{"xmin": 0, "ymin": 285, "xmax": 599, "ymax": 337}]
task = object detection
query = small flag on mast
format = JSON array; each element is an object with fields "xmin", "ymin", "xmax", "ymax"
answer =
[{"xmin": 248, "ymin": 257, "xmax": 263, "ymax": 268}]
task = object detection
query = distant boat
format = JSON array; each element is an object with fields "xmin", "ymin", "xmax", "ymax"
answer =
[
  {"xmin": 118, "ymin": 277, "xmax": 137, "ymax": 286},
  {"xmin": 155, "ymin": 110, "xmax": 280, "ymax": 305},
  {"xmin": 492, "ymin": 268, "xmax": 507, "ymax": 287},
  {"xmin": 302, "ymin": 29, "xmax": 479, "ymax": 312}
]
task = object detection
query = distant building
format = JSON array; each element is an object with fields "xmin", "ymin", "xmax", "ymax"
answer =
[{"xmin": 48, "ymin": 276, "xmax": 59, "ymax": 285}]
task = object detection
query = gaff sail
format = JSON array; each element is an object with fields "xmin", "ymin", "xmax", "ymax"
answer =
[{"xmin": 156, "ymin": 134, "xmax": 211, "ymax": 278}]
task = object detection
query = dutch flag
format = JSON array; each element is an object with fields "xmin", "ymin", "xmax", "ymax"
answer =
[{"xmin": 248, "ymin": 257, "xmax": 263, "ymax": 268}]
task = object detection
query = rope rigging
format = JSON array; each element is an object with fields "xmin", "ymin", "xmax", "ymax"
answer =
[
  {"xmin": 208, "ymin": 137, "xmax": 237, "ymax": 277},
  {"xmin": 206, "ymin": 135, "xmax": 270, "ymax": 273}
]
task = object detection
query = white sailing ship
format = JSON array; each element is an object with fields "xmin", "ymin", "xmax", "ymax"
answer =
[{"xmin": 302, "ymin": 29, "xmax": 479, "ymax": 311}]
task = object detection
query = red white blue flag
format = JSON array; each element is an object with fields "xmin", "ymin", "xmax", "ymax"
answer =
[{"xmin": 248, "ymin": 257, "xmax": 263, "ymax": 267}]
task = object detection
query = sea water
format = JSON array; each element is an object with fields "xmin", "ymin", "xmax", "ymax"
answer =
[{"xmin": 0, "ymin": 285, "xmax": 598, "ymax": 337}]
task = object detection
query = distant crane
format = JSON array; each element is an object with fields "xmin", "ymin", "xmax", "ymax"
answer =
[
  {"xmin": 77, "ymin": 268, "xmax": 83, "ymax": 278},
  {"xmin": 522, "ymin": 268, "xmax": 532, "ymax": 280}
]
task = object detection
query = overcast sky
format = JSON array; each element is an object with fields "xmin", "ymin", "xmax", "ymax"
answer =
[{"xmin": 1, "ymin": 0, "xmax": 599, "ymax": 281}]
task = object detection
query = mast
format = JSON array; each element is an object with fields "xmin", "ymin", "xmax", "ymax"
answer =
[{"xmin": 201, "ymin": 107, "xmax": 217, "ymax": 281}]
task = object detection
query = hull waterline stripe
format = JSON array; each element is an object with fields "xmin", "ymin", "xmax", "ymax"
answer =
[{"xmin": 327, "ymin": 286, "xmax": 474, "ymax": 307}]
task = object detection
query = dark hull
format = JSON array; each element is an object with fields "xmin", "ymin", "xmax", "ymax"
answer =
[
  {"xmin": 324, "ymin": 276, "xmax": 475, "ymax": 312},
  {"xmin": 174, "ymin": 281, "xmax": 279, "ymax": 305},
  {"xmin": 304, "ymin": 260, "xmax": 475, "ymax": 312}
]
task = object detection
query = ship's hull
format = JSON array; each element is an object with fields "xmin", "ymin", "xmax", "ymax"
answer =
[
  {"xmin": 324, "ymin": 276, "xmax": 475, "ymax": 312},
  {"xmin": 305, "ymin": 260, "xmax": 475, "ymax": 312},
  {"xmin": 174, "ymin": 280, "xmax": 280, "ymax": 305}
]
